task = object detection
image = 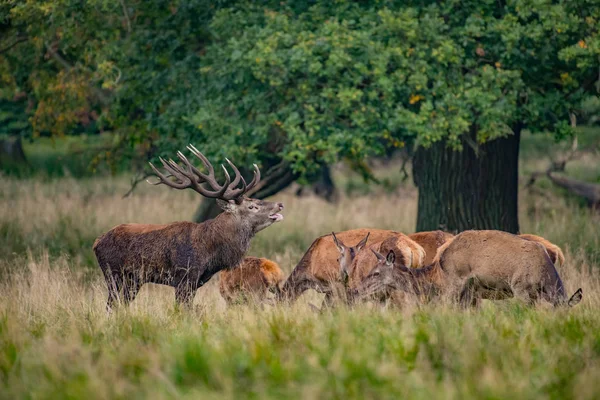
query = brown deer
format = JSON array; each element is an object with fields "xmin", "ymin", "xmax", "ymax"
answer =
[
  {"xmin": 332, "ymin": 231, "xmax": 371, "ymax": 286},
  {"xmin": 407, "ymin": 230, "xmax": 455, "ymax": 266},
  {"xmin": 219, "ymin": 257, "xmax": 285, "ymax": 305},
  {"xmin": 93, "ymin": 145, "xmax": 284, "ymax": 310},
  {"xmin": 518, "ymin": 234, "xmax": 565, "ymax": 266},
  {"xmin": 277, "ymin": 229, "xmax": 399, "ymax": 303},
  {"xmin": 343, "ymin": 233, "xmax": 426, "ymax": 290},
  {"xmin": 351, "ymin": 230, "xmax": 582, "ymax": 308},
  {"xmin": 430, "ymin": 233, "xmax": 565, "ymax": 267}
]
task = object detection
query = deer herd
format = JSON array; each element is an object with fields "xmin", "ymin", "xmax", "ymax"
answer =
[{"xmin": 93, "ymin": 146, "xmax": 583, "ymax": 312}]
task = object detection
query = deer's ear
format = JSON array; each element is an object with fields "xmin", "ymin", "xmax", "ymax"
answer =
[
  {"xmin": 371, "ymin": 248, "xmax": 385, "ymax": 261},
  {"xmin": 386, "ymin": 250, "xmax": 396, "ymax": 266},
  {"xmin": 356, "ymin": 232, "xmax": 370, "ymax": 251},
  {"xmin": 217, "ymin": 199, "xmax": 236, "ymax": 211},
  {"xmin": 332, "ymin": 232, "xmax": 345, "ymax": 253}
]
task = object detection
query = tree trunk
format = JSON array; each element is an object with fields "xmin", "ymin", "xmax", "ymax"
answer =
[
  {"xmin": 413, "ymin": 128, "xmax": 521, "ymax": 233},
  {"xmin": 0, "ymin": 135, "xmax": 27, "ymax": 167}
]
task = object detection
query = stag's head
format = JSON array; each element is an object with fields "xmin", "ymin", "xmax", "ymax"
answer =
[
  {"xmin": 147, "ymin": 145, "xmax": 284, "ymax": 233},
  {"xmin": 350, "ymin": 249, "xmax": 414, "ymax": 302},
  {"xmin": 332, "ymin": 232, "xmax": 370, "ymax": 286}
]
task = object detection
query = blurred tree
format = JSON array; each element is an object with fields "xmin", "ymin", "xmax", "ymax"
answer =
[{"xmin": 1, "ymin": 1, "xmax": 599, "ymax": 230}]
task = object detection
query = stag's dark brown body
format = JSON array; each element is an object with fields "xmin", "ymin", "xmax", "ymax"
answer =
[
  {"xmin": 93, "ymin": 145, "xmax": 284, "ymax": 309},
  {"xmin": 94, "ymin": 215, "xmax": 256, "ymax": 305}
]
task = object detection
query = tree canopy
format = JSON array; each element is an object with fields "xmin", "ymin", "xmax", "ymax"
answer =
[{"xmin": 1, "ymin": 0, "xmax": 599, "ymax": 182}]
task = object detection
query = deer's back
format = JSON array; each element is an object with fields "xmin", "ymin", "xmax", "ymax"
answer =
[
  {"xmin": 93, "ymin": 222, "xmax": 196, "ymax": 274},
  {"xmin": 219, "ymin": 257, "xmax": 283, "ymax": 302},
  {"xmin": 408, "ymin": 230, "xmax": 454, "ymax": 265},
  {"xmin": 438, "ymin": 230, "xmax": 559, "ymax": 288},
  {"xmin": 519, "ymin": 234, "xmax": 565, "ymax": 266}
]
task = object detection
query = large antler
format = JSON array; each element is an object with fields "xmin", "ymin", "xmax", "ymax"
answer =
[{"xmin": 146, "ymin": 145, "xmax": 261, "ymax": 200}]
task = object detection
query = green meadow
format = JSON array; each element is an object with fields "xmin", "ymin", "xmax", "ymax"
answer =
[{"xmin": 1, "ymin": 131, "xmax": 599, "ymax": 399}]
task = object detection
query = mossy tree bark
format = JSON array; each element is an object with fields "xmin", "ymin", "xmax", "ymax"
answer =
[{"xmin": 412, "ymin": 127, "xmax": 521, "ymax": 234}]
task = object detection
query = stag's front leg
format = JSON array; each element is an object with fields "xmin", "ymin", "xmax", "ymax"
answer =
[{"xmin": 174, "ymin": 267, "xmax": 210, "ymax": 308}]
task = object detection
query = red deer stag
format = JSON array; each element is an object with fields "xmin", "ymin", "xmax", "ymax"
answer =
[
  {"xmin": 93, "ymin": 145, "xmax": 284, "ymax": 310},
  {"xmin": 219, "ymin": 257, "xmax": 284, "ymax": 305},
  {"xmin": 352, "ymin": 230, "xmax": 582, "ymax": 308}
]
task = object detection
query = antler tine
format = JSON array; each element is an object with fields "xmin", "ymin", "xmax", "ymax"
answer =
[
  {"xmin": 177, "ymin": 154, "xmax": 232, "ymax": 198},
  {"xmin": 222, "ymin": 158, "xmax": 254, "ymax": 199},
  {"xmin": 187, "ymin": 164, "xmax": 230, "ymax": 199},
  {"xmin": 176, "ymin": 151, "xmax": 207, "ymax": 182},
  {"xmin": 245, "ymin": 163, "xmax": 261, "ymax": 192},
  {"xmin": 217, "ymin": 164, "xmax": 232, "ymax": 198},
  {"xmin": 187, "ymin": 144, "xmax": 214, "ymax": 175},
  {"xmin": 183, "ymin": 146, "xmax": 227, "ymax": 191},
  {"xmin": 146, "ymin": 158, "xmax": 191, "ymax": 189},
  {"xmin": 240, "ymin": 175, "xmax": 248, "ymax": 193},
  {"xmin": 166, "ymin": 158, "xmax": 192, "ymax": 180},
  {"xmin": 225, "ymin": 158, "xmax": 242, "ymax": 189},
  {"xmin": 148, "ymin": 145, "xmax": 258, "ymax": 200}
]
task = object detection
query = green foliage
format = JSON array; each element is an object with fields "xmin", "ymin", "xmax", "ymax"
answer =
[
  {"xmin": 0, "ymin": 99, "xmax": 30, "ymax": 138},
  {"xmin": 186, "ymin": 0, "xmax": 600, "ymax": 178},
  {"xmin": 1, "ymin": 0, "xmax": 599, "ymax": 181}
]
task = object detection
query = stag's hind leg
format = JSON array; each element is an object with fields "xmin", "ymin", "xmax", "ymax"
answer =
[
  {"xmin": 122, "ymin": 277, "xmax": 141, "ymax": 305},
  {"xmin": 101, "ymin": 265, "xmax": 142, "ymax": 312},
  {"xmin": 101, "ymin": 266, "xmax": 122, "ymax": 312}
]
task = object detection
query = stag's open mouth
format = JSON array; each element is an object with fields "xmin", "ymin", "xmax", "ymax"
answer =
[{"xmin": 269, "ymin": 213, "xmax": 284, "ymax": 222}]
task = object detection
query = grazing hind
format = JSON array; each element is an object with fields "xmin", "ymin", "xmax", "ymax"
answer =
[
  {"xmin": 351, "ymin": 230, "xmax": 582, "ymax": 308},
  {"xmin": 219, "ymin": 257, "xmax": 284, "ymax": 305},
  {"xmin": 277, "ymin": 229, "xmax": 399, "ymax": 304}
]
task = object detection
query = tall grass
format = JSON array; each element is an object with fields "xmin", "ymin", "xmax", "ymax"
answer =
[
  {"xmin": 1, "ymin": 133, "xmax": 600, "ymax": 398},
  {"xmin": 1, "ymin": 249, "xmax": 600, "ymax": 398}
]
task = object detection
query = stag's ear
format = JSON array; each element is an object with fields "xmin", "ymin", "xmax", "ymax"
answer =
[
  {"xmin": 216, "ymin": 199, "xmax": 237, "ymax": 211},
  {"xmin": 332, "ymin": 232, "xmax": 345, "ymax": 253},
  {"xmin": 386, "ymin": 250, "xmax": 396, "ymax": 266},
  {"xmin": 356, "ymin": 232, "xmax": 370, "ymax": 252}
]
